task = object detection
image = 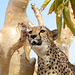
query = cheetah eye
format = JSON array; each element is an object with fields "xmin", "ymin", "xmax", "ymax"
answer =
[
  {"xmin": 40, "ymin": 30, "xmax": 45, "ymax": 33},
  {"xmin": 28, "ymin": 31, "xmax": 32, "ymax": 34}
]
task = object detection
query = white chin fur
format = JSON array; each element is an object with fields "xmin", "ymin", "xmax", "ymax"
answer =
[
  {"xmin": 31, "ymin": 43, "xmax": 48, "ymax": 57},
  {"xmin": 31, "ymin": 40, "xmax": 38, "ymax": 43}
]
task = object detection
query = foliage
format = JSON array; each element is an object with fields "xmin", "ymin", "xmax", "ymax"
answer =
[{"xmin": 41, "ymin": 0, "xmax": 75, "ymax": 41}]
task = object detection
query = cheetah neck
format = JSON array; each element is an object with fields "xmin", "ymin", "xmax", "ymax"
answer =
[{"xmin": 38, "ymin": 44, "xmax": 60, "ymax": 67}]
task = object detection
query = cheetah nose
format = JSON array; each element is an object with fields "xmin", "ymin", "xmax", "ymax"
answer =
[{"xmin": 31, "ymin": 35, "xmax": 37, "ymax": 39}]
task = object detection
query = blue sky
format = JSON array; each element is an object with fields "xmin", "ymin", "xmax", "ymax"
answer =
[{"xmin": 0, "ymin": 0, "xmax": 75, "ymax": 63}]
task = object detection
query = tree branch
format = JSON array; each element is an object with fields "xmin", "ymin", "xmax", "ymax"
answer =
[
  {"xmin": 29, "ymin": 21, "xmax": 35, "ymax": 28},
  {"xmin": 0, "ymin": 0, "xmax": 36, "ymax": 75},
  {"xmin": 7, "ymin": 23, "xmax": 27, "ymax": 60},
  {"xmin": 31, "ymin": 4, "xmax": 44, "ymax": 26}
]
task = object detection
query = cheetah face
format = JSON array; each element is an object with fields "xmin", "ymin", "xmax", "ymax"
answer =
[
  {"xmin": 27, "ymin": 26, "xmax": 49, "ymax": 46},
  {"xmin": 27, "ymin": 26, "xmax": 59, "ymax": 56}
]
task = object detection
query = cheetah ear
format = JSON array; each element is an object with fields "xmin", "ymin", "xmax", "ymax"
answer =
[{"xmin": 51, "ymin": 29, "xmax": 59, "ymax": 40}]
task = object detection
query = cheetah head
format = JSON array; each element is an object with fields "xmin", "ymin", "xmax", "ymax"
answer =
[{"xmin": 27, "ymin": 26, "xmax": 59, "ymax": 57}]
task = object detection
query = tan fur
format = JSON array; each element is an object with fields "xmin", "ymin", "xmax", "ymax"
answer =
[{"xmin": 28, "ymin": 26, "xmax": 75, "ymax": 75}]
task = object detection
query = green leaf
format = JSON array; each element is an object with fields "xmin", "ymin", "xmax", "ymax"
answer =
[
  {"xmin": 56, "ymin": 14, "xmax": 62, "ymax": 41},
  {"xmin": 63, "ymin": 6, "xmax": 75, "ymax": 36},
  {"xmin": 56, "ymin": 3, "xmax": 63, "ymax": 17},
  {"xmin": 64, "ymin": 0, "xmax": 69, "ymax": 6},
  {"xmin": 55, "ymin": 0, "xmax": 63, "ymax": 13},
  {"xmin": 48, "ymin": 1, "xmax": 55, "ymax": 14},
  {"xmin": 70, "ymin": 0, "xmax": 75, "ymax": 17},
  {"xmin": 41, "ymin": 0, "xmax": 51, "ymax": 10}
]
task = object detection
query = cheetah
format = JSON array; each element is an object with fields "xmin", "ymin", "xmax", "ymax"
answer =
[{"xmin": 27, "ymin": 26, "xmax": 75, "ymax": 75}]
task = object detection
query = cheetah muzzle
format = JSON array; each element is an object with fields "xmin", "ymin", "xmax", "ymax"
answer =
[{"xmin": 30, "ymin": 39, "xmax": 42, "ymax": 46}]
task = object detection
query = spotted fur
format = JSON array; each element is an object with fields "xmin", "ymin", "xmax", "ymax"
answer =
[{"xmin": 27, "ymin": 26, "xmax": 75, "ymax": 75}]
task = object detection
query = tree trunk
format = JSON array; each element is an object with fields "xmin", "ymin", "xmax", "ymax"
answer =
[{"xmin": 0, "ymin": 0, "xmax": 35, "ymax": 75}]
